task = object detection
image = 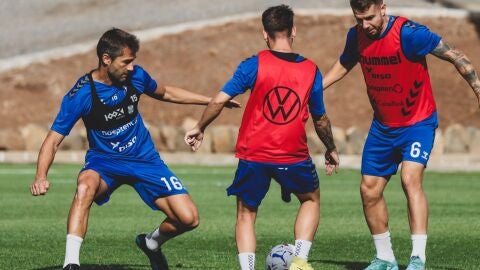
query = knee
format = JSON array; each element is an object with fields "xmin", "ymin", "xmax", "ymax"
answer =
[
  {"xmin": 360, "ymin": 181, "xmax": 382, "ymax": 205},
  {"xmin": 179, "ymin": 212, "xmax": 200, "ymax": 231},
  {"xmin": 75, "ymin": 183, "xmax": 95, "ymax": 203},
  {"xmin": 401, "ymin": 174, "xmax": 423, "ymax": 195},
  {"xmin": 75, "ymin": 173, "xmax": 98, "ymax": 202}
]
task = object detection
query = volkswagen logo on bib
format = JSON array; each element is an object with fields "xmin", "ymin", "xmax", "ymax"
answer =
[{"xmin": 263, "ymin": 86, "xmax": 300, "ymax": 125}]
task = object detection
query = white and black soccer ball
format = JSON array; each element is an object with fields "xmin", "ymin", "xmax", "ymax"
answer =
[{"xmin": 265, "ymin": 244, "xmax": 295, "ymax": 270}]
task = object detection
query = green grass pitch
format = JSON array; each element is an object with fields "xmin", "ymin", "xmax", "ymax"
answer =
[{"xmin": 0, "ymin": 163, "xmax": 479, "ymax": 269}]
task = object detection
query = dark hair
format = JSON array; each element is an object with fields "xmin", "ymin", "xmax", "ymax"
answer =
[
  {"xmin": 350, "ymin": 0, "xmax": 383, "ymax": 11},
  {"xmin": 262, "ymin": 5, "xmax": 294, "ymax": 39},
  {"xmin": 96, "ymin": 28, "xmax": 139, "ymax": 64}
]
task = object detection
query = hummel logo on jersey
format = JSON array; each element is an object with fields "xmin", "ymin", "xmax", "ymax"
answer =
[
  {"xmin": 359, "ymin": 51, "xmax": 402, "ymax": 66},
  {"xmin": 404, "ymin": 21, "xmax": 418, "ymax": 29},
  {"xmin": 69, "ymin": 75, "xmax": 89, "ymax": 98},
  {"xmin": 104, "ymin": 108, "xmax": 125, "ymax": 121}
]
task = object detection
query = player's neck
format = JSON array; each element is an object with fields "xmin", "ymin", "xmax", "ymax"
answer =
[
  {"xmin": 269, "ymin": 39, "xmax": 293, "ymax": 53},
  {"xmin": 92, "ymin": 68, "xmax": 113, "ymax": 85},
  {"xmin": 379, "ymin": 15, "xmax": 390, "ymax": 36}
]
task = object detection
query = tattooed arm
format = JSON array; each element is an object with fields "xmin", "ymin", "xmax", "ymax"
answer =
[
  {"xmin": 431, "ymin": 39, "xmax": 480, "ymax": 107},
  {"xmin": 312, "ymin": 114, "xmax": 339, "ymax": 175}
]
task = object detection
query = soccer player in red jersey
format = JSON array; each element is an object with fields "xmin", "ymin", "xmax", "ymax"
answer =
[
  {"xmin": 323, "ymin": 1, "xmax": 480, "ymax": 269},
  {"xmin": 185, "ymin": 5, "xmax": 339, "ymax": 270}
]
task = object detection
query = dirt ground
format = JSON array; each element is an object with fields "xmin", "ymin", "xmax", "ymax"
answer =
[{"xmin": 1, "ymin": 15, "xmax": 479, "ymax": 137}]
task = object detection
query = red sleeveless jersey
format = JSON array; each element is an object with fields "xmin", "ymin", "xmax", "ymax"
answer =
[
  {"xmin": 235, "ymin": 50, "xmax": 317, "ymax": 164},
  {"xmin": 357, "ymin": 16, "xmax": 436, "ymax": 127}
]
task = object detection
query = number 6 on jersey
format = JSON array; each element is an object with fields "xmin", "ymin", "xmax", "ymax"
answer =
[{"xmin": 410, "ymin": 142, "xmax": 422, "ymax": 158}]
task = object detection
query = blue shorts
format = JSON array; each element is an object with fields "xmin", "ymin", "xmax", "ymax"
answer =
[
  {"xmin": 81, "ymin": 153, "xmax": 188, "ymax": 210},
  {"xmin": 227, "ymin": 158, "xmax": 319, "ymax": 208},
  {"xmin": 361, "ymin": 112, "xmax": 438, "ymax": 177}
]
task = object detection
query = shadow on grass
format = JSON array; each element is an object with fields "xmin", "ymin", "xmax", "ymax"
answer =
[
  {"xmin": 29, "ymin": 261, "xmax": 467, "ymax": 270},
  {"xmin": 311, "ymin": 259, "xmax": 369, "ymax": 270},
  {"xmin": 312, "ymin": 259, "xmax": 462, "ymax": 270},
  {"xmin": 33, "ymin": 263, "xmax": 222, "ymax": 269},
  {"xmin": 33, "ymin": 264, "xmax": 145, "ymax": 270}
]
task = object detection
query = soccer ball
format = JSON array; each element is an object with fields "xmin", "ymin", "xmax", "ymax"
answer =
[{"xmin": 265, "ymin": 243, "xmax": 295, "ymax": 270}]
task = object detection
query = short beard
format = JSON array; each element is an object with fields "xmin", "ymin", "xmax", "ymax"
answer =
[
  {"xmin": 365, "ymin": 28, "xmax": 381, "ymax": 39},
  {"xmin": 107, "ymin": 70, "xmax": 126, "ymax": 85}
]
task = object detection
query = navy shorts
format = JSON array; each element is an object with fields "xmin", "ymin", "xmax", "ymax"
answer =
[
  {"xmin": 227, "ymin": 158, "xmax": 319, "ymax": 208},
  {"xmin": 361, "ymin": 112, "xmax": 438, "ymax": 177},
  {"xmin": 81, "ymin": 153, "xmax": 188, "ymax": 210}
]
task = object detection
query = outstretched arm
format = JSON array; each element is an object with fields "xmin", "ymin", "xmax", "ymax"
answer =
[
  {"xmin": 431, "ymin": 39, "xmax": 480, "ymax": 107},
  {"xmin": 312, "ymin": 114, "xmax": 339, "ymax": 175},
  {"xmin": 148, "ymin": 85, "xmax": 240, "ymax": 108},
  {"xmin": 323, "ymin": 60, "xmax": 355, "ymax": 90},
  {"xmin": 30, "ymin": 130, "xmax": 65, "ymax": 196},
  {"xmin": 148, "ymin": 85, "xmax": 210, "ymax": 104},
  {"xmin": 184, "ymin": 91, "xmax": 233, "ymax": 151}
]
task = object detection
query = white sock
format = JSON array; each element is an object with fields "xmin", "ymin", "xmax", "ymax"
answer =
[
  {"xmin": 63, "ymin": 234, "xmax": 83, "ymax": 268},
  {"xmin": 146, "ymin": 228, "xmax": 172, "ymax": 251},
  {"xmin": 373, "ymin": 231, "xmax": 396, "ymax": 263},
  {"xmin": 238, "ymin": 252, "xmax": 255, "ymax": 270},
  {"xmin": 293, "ymin": 239, "xmax": 312, "ymax": 260},
  {"xmin": 411, "ymin": 234, "xmax": 427, "ymax": 263}
]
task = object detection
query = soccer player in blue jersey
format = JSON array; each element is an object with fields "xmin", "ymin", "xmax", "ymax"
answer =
[
  {"xmin": 29, "ymin": 28, "xmax": 239, "ymax": 270},
  {"xmin": 185, "ymin": 5, "xmax": 339, "ymax": 270},
  {"xmin": 323, "ymin": 1, "xmax": 480, "ymax": 269}
]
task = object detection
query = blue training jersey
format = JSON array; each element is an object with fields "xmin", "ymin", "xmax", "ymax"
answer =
[
  {"xmin": 340, "ymin": 16, "xmax": 442, "ymax": 66},
  {"xmin": 51, "ymin": 65, "xmax": 160, "ymax": 160},
  {"xmin": 222, "ymin": 51, "xmax": 326, "ymax": 117}
]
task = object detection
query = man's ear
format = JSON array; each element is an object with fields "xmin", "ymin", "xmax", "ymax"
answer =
[
  {"xmin": 380, "ymin": 3, "xmax": 386, "ymax": 17},
  {"xmin": 101, "ymin": 53, "xmax": 112, "ymax": 66},
  {"xmin": 291, "ymin": 26, "xmax": 297, "ymax": 38},
  {"xmin": 262, "ymin": 29, "xmax": 269, "ymax": 41}
]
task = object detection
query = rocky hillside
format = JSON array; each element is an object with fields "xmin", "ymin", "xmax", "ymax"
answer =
[{"xmin": 1, "ymin": 15, "xmax": 479, "ymax": 152}]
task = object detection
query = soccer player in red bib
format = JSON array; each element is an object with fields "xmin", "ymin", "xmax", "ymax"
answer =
[
  {"xmin": 185, "ymin": 5, "xmax": 339, "ymax": 270},
  {"xmin": 323, "ymin": 1, "xmax": 480, "ymax": 269}
]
